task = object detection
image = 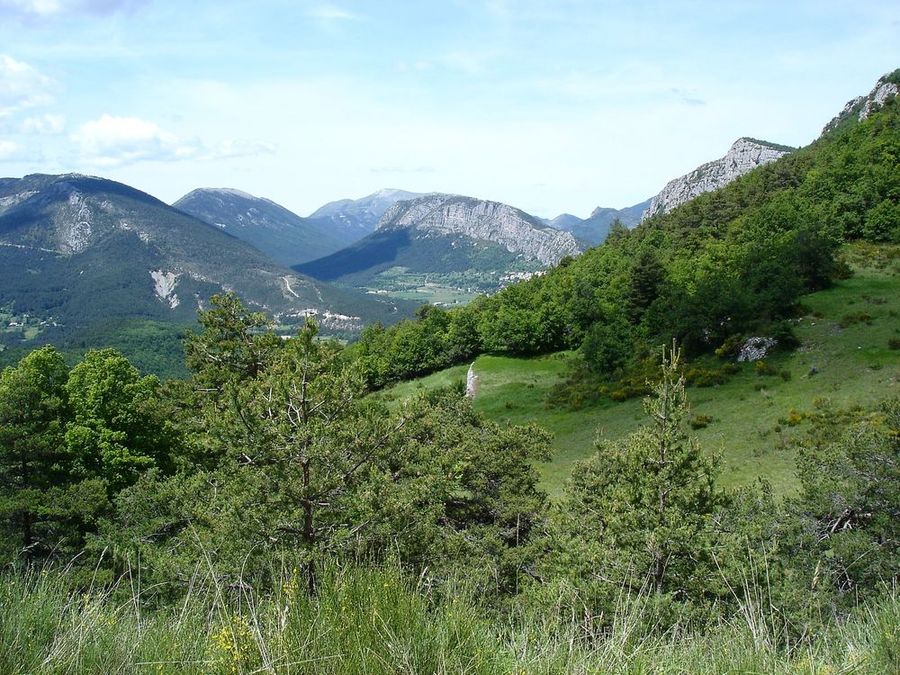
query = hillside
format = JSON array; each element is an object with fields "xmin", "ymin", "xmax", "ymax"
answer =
[
  {"xmin": 346, "ymin": 70, "xmax": 899, "ymax": 394},
  {"xmin": 173, "ymin": 188, "xmax": 353, "ymax": 266},
  {"xmin": 296, "ymin": 193, "xmax": 581, "ymax": 304},
  {"xmin": 0, "ymin": 174, "xmax": 415, "ymax": 373},
  {"xmin": 380, "ymin": 246, "xmax": 900, "ymax": 496}
]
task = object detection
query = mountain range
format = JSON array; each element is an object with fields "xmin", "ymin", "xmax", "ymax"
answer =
[
  {"xmin": 173, "ymin": 188, "xmax": 351, "ymax": 266},
  {"xmin": 546, "ymin": 199, "xmax": 652, "ymax": 245},
  {"xmin": 309, "ymin": 189, "xmax": 425, "ymax": 239},
  {"xmin": 4, "ymin": 71, "xmax": 894, "ymax": 374},
  {"xmin": 0, "ymin": 174, "xmax": 416, "ymax": 371},
  {"xmin": 295, "ymin": 193, "xmax": 581, "ymax": 304}
]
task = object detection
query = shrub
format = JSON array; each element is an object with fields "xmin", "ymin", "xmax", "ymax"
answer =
[
  {"xmin": 779, "ymin": 408, "xmax": 806, "ymax": 426},
  {"xmin": 689, "ymin": 414, "xmax": 713, "ymax": 429},
  {"xmin": 684, "ymin": 364, "xmax": 738, "ymax": 387},
  {"xmin": 839, "ymin": 312, "xmax": 874, "ymax": 328},
  {"xmin": 755, "ymin": 361, "xmax": 779, "ymax": 376}
]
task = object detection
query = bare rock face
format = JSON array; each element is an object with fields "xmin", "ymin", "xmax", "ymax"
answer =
[
  {"xmin": 822, "ymin": 71, "xmax": 900, "ymax": 135},
  {"xmin": 378, "ymin": 194, "xmax": 582, "ymax": 266},
  {"xmin": 738, "ymin": 337, "xmax": 777, "ymax": 362},
  {"xmin": 642, "ymin": 138, "xmax": 792, "ymax": 221}
]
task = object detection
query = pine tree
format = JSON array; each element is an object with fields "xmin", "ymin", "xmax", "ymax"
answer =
[{"xmin": 557, "ymin": 343, "xmax": 720, "ymax": 598}]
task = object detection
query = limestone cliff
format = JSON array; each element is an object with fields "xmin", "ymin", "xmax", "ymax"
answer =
[
  {"xmin": 642, "ymin": 138, "xmax": 793, "ymax": 221},
  {"xmin": 822, "ymin": 71, "xmax": 900, "ymax": 135},
  {"xmin": 378, "ymin": 194, "xmax": 581, "ymax": 266}
]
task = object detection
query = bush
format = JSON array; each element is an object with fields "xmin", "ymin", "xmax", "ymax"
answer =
[
  {"xmin": 779, "ymin": 408, "xmax": 806, "ymax": 426},
  {"xmin": 684, "ymin": 364, "xmax": 738, "ymax": 387},
  {"xmin": 689, "ymin": 414, "xmax": 713, "ymax": 429},
  {"xmin": 755, "ymin": 361, "xmax": 779, "ymax": 376},
  {"xmin": 839, "ymin": 312, "xmax": 874, "ymax": 328}
]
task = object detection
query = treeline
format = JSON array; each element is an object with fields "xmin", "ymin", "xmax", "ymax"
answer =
[
  {"xmin": 1, "ymin": 301, "xmax": 897, "ymax": 643},
  {"xmin": 350, "ymin": 92, "xmax": 899, "ymax": 389}
]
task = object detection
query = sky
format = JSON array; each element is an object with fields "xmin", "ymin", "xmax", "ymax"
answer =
[{"xmin": 0, "ymin": 1, "xmax": 898, "ymax": 219}]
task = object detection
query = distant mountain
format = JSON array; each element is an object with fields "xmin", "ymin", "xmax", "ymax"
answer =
[
  {"xmin": 296, "ymin": 194, "xmax": 581, "ymax": 302},
  {"xmin": 548, "ymin": 199, "xmax": 651, "ymax": 246},
  {"xmin": 642, "ymin": 138, "xmax": 794, "ymax": 221},
  {"xmin": 309, "ymin": 188, "xmax": 425, "ymax": 239},
  {"xmin": 173, "ymin": 188, "xmax": 353, "ymax": 266},
  {"xmin": 822, "ymin": 70, "xmax": 900, "ymax": 135},
  {"xmin": 545, "ymin": 213, "xmax": 582, "ymax": 231},
  {"xmin": 0, "ymin": 174, "xmax": 416, "ymax": 370}
]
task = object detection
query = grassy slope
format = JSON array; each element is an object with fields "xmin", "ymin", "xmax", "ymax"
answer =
[{"xmin": 382, "ymin": 247, "xmax": 899, "ymax": 497}]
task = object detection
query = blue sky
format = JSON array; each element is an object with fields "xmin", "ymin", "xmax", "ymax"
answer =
[{"xmin": 0, "ymin": 0, "xmax": 897, "ymax": 218}]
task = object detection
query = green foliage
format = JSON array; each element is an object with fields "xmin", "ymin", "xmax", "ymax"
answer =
[
  {"xmin": 104, "ymin": 297, "xmax": 552, "ymax": 598},
  {"xmin": 0, "ymin": 345, "xmax": 183, "ymax": 567},
  {"xmin": 580, "ymin": 308, "xmax": 633, "ymax": 375},
  {"xmin": 550, "ymin": 346, "xmax": 721, "ymax": 620},
  {"xmin": 791, "ymin": 399, "xmax": 899, "ymax": 608},
  {"xmin": 0, "ymin": 347, "xmax": 72, "ymax": 561},
  {"xmin": 2, "ymin": 563, "xmax": 898, "ymax": 674}
]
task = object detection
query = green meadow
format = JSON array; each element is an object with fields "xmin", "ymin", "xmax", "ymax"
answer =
[{"xmin": 382, "ymin": 252, "xmax": 900, "ymax": 497}]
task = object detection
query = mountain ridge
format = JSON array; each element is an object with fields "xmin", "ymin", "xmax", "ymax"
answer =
[
  {"xmin": 0, "ymin": 174, "xmax": 416, "ymax": 365},
  {"xmin": 641, "ymin": 137, "xmax": 794, "ymax": 221},
  {"xmin": 173, "ymin": 187, "xmax": 353, "ymax": 265},
  {"xmin": 296, "ymin": 193, "xmax": 581, "ymax": 302}
]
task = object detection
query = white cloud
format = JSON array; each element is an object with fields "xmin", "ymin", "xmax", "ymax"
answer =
[
  {"xmin": 20, "ymin": 112, "xmax": 65, "ymax": 134},
  {"xmin": 307, "ymin": 4, "xmax": 361, "ymax": 22},
  {"xmin": 74, "ymin": 114, "xmax": 195, "ymax": 166},
  {"xmin": 0, "ymin": 0, "xmax": 146, "ymax": 18},
  {"xmin": 0, "ymin": 140, "xmax": 20, "ymax": 160},
  {"xmin": 73, "ymin": 114, "xmax": 273, "ymax": 167},
  {"xmin": 0, "ymin": 54, "xmax": 54, "ymax": 117}
]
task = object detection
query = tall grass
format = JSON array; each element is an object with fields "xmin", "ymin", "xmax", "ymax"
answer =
[{"xmin": 0, "ymin": 563, "xmax": 896, "ymax": 673}]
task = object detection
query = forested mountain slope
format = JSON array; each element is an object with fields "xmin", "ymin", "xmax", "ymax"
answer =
[
  {"xmin": 173, "ymin": 188, "xmax": 353, "ymax": 266},
  {"xmin": 0, "ymin": 174, "xmax": 416, "ymax": 374},
  {"xmin": 348, "ymin": 71, "xmax": 900, "ymax": 387}
]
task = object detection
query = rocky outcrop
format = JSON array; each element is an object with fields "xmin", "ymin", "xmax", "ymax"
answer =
[
  {"xmin": 642, "ymin": 138, "xmax": 792, "ymax": 221},
  {"xmin": 822, "ymin": 71, "xmax": 900, "ymax": 135},
  {"xmin": 150, "ymin": 270, "xmax": 180, "ymax": 309},
  {"xmin": 378, "ymin": 194, "xmax": 581, "ymax": 266},
  {"xmin": 737, "ymin": 337, "xmax": 777, "ymax": 362}
]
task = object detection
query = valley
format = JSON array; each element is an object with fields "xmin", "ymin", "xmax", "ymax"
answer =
[{"xmin": 0, "ymin": 24, "xmax": 897, "ymax": 669}]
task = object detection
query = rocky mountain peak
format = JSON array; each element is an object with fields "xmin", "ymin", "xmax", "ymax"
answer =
[
  {"xmin": 641, "ymin": 138, "xmax": 793, "ymax": 221},
  {"xmin": 377, "ymin": 193, "xmax": 581, "ymax": 266},
  {"xmin": 822, "ymin": 70, "xmax": 900, "ymax": 135}
]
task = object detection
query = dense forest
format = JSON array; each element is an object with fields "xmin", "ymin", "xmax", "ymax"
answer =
[{"xmin": 0, "ymin": 81, "xmax": 898, "ymax": 673}]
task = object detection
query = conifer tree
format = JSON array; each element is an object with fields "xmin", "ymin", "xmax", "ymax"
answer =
[{"xmin": 557, "ymin": 344, "xmax": 720, "ymax": 597}]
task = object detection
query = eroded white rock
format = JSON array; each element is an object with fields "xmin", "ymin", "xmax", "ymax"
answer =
[
  {"xmin": 738, "ymin": 337, "xmax": 777, "ymax": 362},
  {"xmin": 150, "ymin": 270, "xmax": 180, "ymax": 309},
  {"xmin": 643, "ymin": 139, "xmax": 791, "ymax": 221}
]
